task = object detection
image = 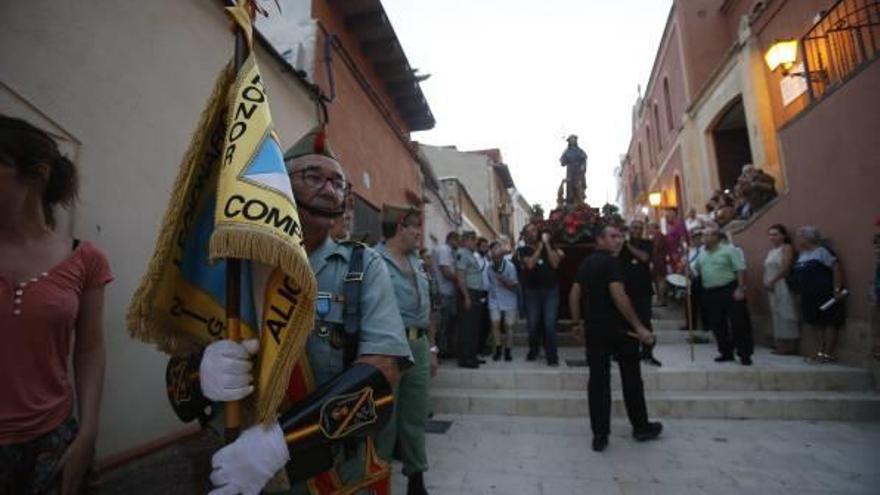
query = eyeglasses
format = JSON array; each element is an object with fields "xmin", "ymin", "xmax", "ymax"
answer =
[{"xmin": 293, "ymin": 169, "xmax": 350, "ymax": 197}]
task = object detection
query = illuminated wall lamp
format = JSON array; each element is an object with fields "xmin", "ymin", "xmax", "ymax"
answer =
[
  {"xmin": 648, "ymin": 192, "xmax": 662, "ymax": 207},
  {"xmin": 764, "ymin": 39, "xmax": 826, "ymax": 81}
]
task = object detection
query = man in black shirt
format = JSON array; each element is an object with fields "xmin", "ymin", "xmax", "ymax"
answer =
[
  {"xmin": 516, "ymin": 224, "xmax": 563, "ymax": 365},
  {"xmin": 618, "ymin": 220, "xmax": 662, "ymax": 366},
  {"xmin": 569, "ymin": 224, "xmax": 663, "ymax": 452}
]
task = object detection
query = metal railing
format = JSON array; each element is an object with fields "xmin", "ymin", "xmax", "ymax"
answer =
[{"xmin": 802, "ymin": 0, "xmax": 880, "ymax": 101}]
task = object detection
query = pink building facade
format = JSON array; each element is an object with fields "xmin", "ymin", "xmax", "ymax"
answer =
[{"xmin": 621, "ymin": 0, "xmax": 880, "ymax": 364}]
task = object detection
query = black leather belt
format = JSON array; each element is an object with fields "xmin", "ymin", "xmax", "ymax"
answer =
[
  {"xmin": 406, "ymin": 327, "xmax": 426, "ymax": 340},
  {"xmin": 703, "ymin": 281, "xmax": 737, "ymax": 292}
]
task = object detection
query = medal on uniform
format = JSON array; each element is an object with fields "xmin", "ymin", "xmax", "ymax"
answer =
[{"xmin": 316, "ymin": 292, "xmax": 332, "ymax": 319}]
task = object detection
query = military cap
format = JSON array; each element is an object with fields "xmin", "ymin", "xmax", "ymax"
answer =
[
  {"xmin": 283, "ymin": 125, "xmax": 338, "ymax": 171},
  {"xmin": 381, "ymin": 204, "xmax": 421, "ymax": 226}
]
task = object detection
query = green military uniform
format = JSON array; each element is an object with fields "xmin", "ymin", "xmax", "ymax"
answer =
[
  {"xmin": 182, "ymin": 127, "xmax": 410, "ymax": 495},
  {"xmin": 456, "ymin": 248, "xmax": 483, "ymax": 290},
  {"xmin": 456, "ymin": 245, "xmax": 484, "ymax": 367},
  {"xmin": 282, "ymin": 129, "xmax": 412, "ymax": 495},
  {"xmin": 373, "ymin": 205, "xmax": 432, "ymax": 478},
  {"xmin": 276, "ymin": 237, "xmax": 413, "ymax": 495}
]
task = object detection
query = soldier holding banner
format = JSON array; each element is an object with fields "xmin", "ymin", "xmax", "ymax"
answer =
[
  {"xmin": 127, "ymin": 6, "xmax": 411, "ymax": 493},
  {"xmin": 374, "ymin": 204, "xmax": 435, "ymax": 495},
  {"xmin": 199, "ymin": 129, "xmax": 413, "ymax": 495}
]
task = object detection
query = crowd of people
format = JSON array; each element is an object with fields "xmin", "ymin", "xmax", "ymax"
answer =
[
  {"xmin": 2, "ymin": 115, "xmax": 876, "ymax": 493},
  {"xmin": 422, "ymin": 200, "xmax": 859, "ymax": 372},
  {"xmin": 427, "ymin": 224, "xmax": 564, "ymax": 369},
  {"xmin": 701, "ymin": 164, "xmax": 778, "ymax": 227},
  {"xmin": 667, "ymin": 212, "xmax": 850, "ymax": 363}
]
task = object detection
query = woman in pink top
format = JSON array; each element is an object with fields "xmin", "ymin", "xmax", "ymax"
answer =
[{"xmin": 0, "ymin": 116, "xmax": 112, "ymax": 495}]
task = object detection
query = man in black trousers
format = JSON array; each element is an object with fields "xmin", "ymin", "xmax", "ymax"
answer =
[
  {"xmin": 569, "ymin": 224, "xmax": 663, "ymax": 452},
  {"xmin": 619, "ymin": 219, "xmax": 662, "ymax": 366},
  {"xmin": 693, "ymin": 226, "xmax": 753, "ymax": 365}
]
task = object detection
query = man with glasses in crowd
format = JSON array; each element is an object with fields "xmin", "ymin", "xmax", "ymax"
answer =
[{"xmin": 195, "ymin": 127, "xmax": 413, "ymax": 495}]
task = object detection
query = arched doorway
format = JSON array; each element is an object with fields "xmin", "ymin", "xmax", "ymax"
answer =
[
  {"xmin": 711, "ymin": 96, "xmax": 753, "ymax": 191},
  {"xmin": 674, "ymin": 174, "xmax": 684, "ymax": 214}
]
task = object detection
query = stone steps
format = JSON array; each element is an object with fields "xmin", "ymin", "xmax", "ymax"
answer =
[
  {"xmin": 508, "ymin": 315, "xmax": 708, "ymax": 347},
  {"xmin": 510, "ymin": 329, "xmax": 712, "ymax": 346},
  {"xmin": 430, "ymin": 343, "xmax": 880, "ymax": 421},
  {"xmin": 430, "ymin": 388, "xmax": 880, "ymax": 421},
  {"xmin": 432, "ymin": 365, "xmax": 871, "ymax": 392}
]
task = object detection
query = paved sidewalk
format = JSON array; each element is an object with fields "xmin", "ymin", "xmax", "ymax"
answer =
[
  {"xmin": 394, "ymin": 414, "xmax": 880, "ymax": 495},
  {"xmin": 93, "ymin": 414, "xmax": 880, "ymax": 494}
]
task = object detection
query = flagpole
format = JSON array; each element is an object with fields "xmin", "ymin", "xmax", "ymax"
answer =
[{"xmin": 223, "ymin": 0, "xmax": 253, "ymax": 444}]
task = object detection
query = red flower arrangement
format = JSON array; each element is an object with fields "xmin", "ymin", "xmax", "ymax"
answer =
[{"xmin": 544, "ymin": 203, "xmax": 600, "ymax": 244}]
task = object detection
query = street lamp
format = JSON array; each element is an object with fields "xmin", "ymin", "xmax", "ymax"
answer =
[
  {"xmin": 764, "ymin": 39, "xmax": 799, "ymax": 73},
  {"xmin": 765, "ymin": 39, "xmax": 827, "ymax": 81},
  {"xmin": 648, "ymin": 192, "xmax": 662, "ymax": 208}
]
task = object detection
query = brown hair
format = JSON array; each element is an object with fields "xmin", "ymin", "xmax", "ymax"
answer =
[
  {"xmin": 0, "ymin": 115, "xmax": 78, "ymax": 228},
  {"xmin": 768, "ymin": 223, "xmax": 792, "ymax": 244}
]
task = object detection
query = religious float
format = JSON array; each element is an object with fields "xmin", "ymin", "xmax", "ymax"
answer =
[{"xmin": 527, "ymin": 135, "xmax": 624, "ymax": 320}]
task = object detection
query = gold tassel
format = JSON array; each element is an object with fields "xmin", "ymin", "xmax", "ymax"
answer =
[
  {"xmin": 126, "ymin": 56, "xmax": 318, "ymax": 424},
  {"xmin": 256, "ymin": 290, "xmax": 314, "ymax": 422},
  {"xmin": 209, "ymin": 227, "xmax": 316, "ymax": 288},
  {"xmin": 126, "ymin": 61, "xmax": 235, "ymax": 353}
]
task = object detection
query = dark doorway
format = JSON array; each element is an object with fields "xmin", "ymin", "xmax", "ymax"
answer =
[
  {"xmin": 711, "ymin": 97, "xmax": 753, "ymax": 191},
  {"xmin": 674, "ymin": 174, "xmax": 684, "ymax": 212}
]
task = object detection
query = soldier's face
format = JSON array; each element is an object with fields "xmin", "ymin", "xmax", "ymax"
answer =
[
  {"xmin": 399, "ymin": 220, "xmax": 421, "ymax": 252},
  {"xmin": 289, "ymin": 156, "xmax": 347, "ymax": 231}
]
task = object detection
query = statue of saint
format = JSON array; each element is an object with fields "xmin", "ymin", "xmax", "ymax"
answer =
[{"xmin": 560, "ymin": 135, "xmax": 587, "ymax": 206}]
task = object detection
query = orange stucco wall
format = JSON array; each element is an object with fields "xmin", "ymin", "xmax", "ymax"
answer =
[{"xmin": 311, "ymin": 0, "xmax": 421, "ymax": 209}]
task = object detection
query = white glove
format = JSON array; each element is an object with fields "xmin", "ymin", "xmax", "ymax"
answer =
[
  {"xmin": 209, "ymin": 421, "xmax": 290, "ymax": 495},
  {"xmin": 199, "ymin": 339, "xmax": 259, "ymax": 402}
]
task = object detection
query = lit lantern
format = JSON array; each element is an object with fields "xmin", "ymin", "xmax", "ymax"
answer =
[
  {"xmin": 648, "ymin": 192, "xmax": 662, "ymax": 207},
  {"xmin": 764, "ymin": 39, "xmax": 799, "ymax": 72}
]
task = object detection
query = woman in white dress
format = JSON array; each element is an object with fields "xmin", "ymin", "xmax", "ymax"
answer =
[{"xmin": 763, "ymin": 224, "xmax": 799, "ymax": 354}]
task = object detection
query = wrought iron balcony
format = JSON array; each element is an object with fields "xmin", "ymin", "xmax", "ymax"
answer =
[{"xmin": 802, "ymin": 0, "xmax": 880, "ymax": 101}]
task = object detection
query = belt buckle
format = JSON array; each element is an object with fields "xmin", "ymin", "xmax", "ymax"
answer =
[{"xmin": 317, "ymin": 324, "xmax": 330, "ymax": 338}]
